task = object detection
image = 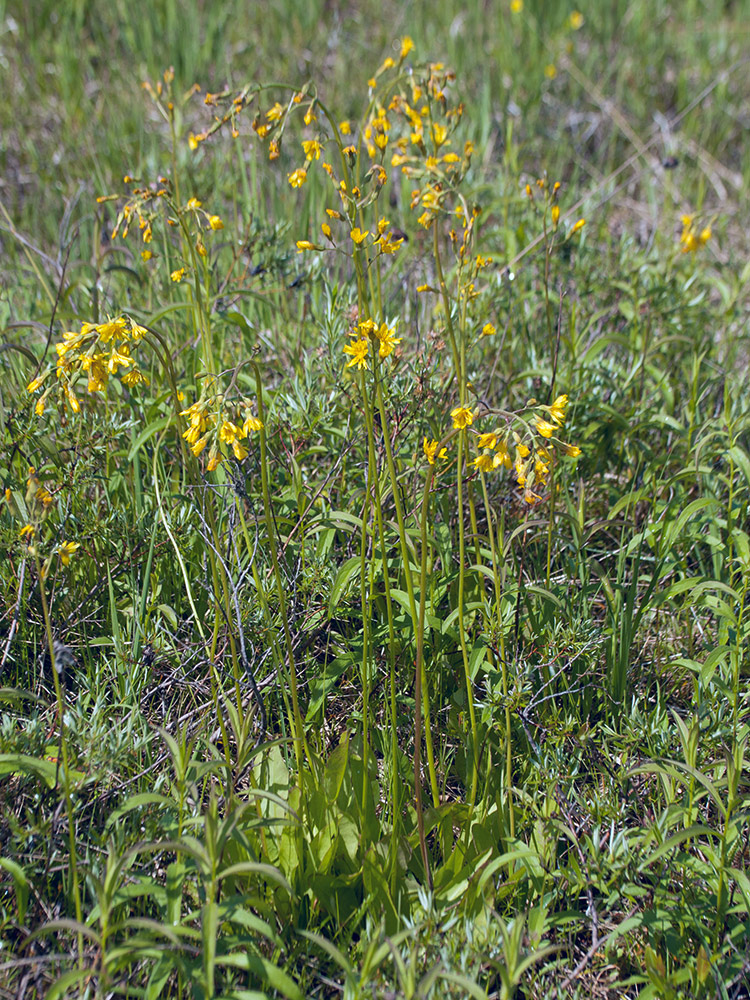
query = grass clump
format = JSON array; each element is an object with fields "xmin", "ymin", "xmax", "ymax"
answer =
[{"xmin": 2, "ymin": 3, "xmax": 750, "ymax": 998}]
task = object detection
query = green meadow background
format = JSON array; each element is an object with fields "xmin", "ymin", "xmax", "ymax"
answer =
[{"xmin": 1, "ymin": 1, "xmax": 750, "ymax": 997}]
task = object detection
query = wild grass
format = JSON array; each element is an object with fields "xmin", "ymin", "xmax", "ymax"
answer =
[{"xmin": 1, "ymin": 1, "xmax": 750, "ymax": 997}]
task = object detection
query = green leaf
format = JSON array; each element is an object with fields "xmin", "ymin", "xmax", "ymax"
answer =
[
  {"xmin": 324, "ymin": 730, "xmax": 349, "ymax": 803},
  {"xmin": 0, "ymin": 753, "xmax": 82, "ymax": 789},
  {"xmin": 0, "ymin": 857, "xmax": 29, "ymax": 924},
  {"xmin": 328, "ymin": 556, "xmax": 361, "ymax": 614}
]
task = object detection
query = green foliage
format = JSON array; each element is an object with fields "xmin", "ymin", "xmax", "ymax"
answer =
[{"xmin": 2, "ymin": 1, "xmax": 750, "ymax": 997}]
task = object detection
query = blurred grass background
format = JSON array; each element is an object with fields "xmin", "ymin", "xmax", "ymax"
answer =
[{"xmin": 2, "ymin": 0, "xmax": 748, "ymax": 252}]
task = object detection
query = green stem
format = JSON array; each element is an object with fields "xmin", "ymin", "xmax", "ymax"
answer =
[
  {"xmin": 479, "ymin": 472, "xmax": 514, "ymax": 837},
  {"xmin": 252, "ymin": 361, "xmax": 311, "ymax": 778},
  {"xmin": 35, "ymin": 552, "xmax": 83, "ymax": 961},
  {"xmin": 457, "ymin": 430, "xmax": 479, "ymax": 808}
]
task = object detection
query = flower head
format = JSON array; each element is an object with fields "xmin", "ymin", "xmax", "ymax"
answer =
[
  {"xmin": 473, "ymin": 453, "xmax": 494, "ymax": 473},
  {"xmin": 535, "ymin": 418, "xmax": 556, "ymax": 439},
  {"xmin": 59, "ymin": 541, "xmax": 80, "ymax": 566},
  {"xmin": 548, "ymin": 394, "xmax": 568, "ymax": 425},
  {"xmin": 302, "ymin": 139, "xmax": 322, "ymax": 161},
  {"xmin": 451, "ymin": 406, "xmax": 474, "ymax": 429},
  {"xmin": 242, "ymin": 412, "xmax": 263, "ymax": 435},
  {"xmin": 399, "ymin": 36, "xmax": 414, "ymax": 60},
  {"xmin": 343, "ymin": 337, "xmax": 369, "ymax": 370},
  {"xmin": 423, "ymin": 438, "xmax": 447, "ymax": 465},
  {"xmin": 288, "ymin": 168, "xmax": 307, "ymax": 188},
  {"xmin": 374, "ymin": 322, "xmax": 402, "ymax": 359}
]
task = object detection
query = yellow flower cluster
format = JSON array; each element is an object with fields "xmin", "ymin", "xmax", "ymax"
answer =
[
  {"xmin": 437, "ymin": 394, "xmax": 581, "ymax": 504},
  {"xmin": 180, "ymin": 395, "xmax": 262, "ymax": 470},
  {"xmin": 217, "ymin": 44, "xmax": 473, "ymax": 263},
  {"xmin": 680, "ymin": 214, "xmax": 711, "ymax": 254},
  {"xmin": 26, "ymin": 316, "xmax": 149, "ymax": 415},
  {"xmin": 99, "ymin": 183, "xmax": 224, "ymax": 260},
  {"xmin": 5, "ymin": 469, "xmax": 81, "ymax": 573},
  {"xmin": 343, "ymin": 318, "xmax": 402, "ymax": 370}
]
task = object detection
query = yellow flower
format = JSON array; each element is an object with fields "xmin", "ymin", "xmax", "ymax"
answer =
[
  {"xmin": 548, "ymin": 393, "xmax": 568, "ymax": 425},
  {"xmin": 535, "ymin": 418, "xmax": 556, "ymax": 438},
  {"xmin": 551, "ymin": 204, "xmax": 560, "ymax": 227},
  {"xmin": 477, "ymin": 432, "xmax": 497, "ymax": 450},
  {"xmin": 481, "ymin": 323, "xmax": 496, "ymax": 337},
  {"xmin": 510, "ymin": 0, "xmax": 523, "ymax": 11},
  {"xmin": 242, "ymin": 412, "xmax": 263, "ymax": 434},
  {"xmin": 423, "ymin": 437, "xmax": 447, "ymax": 465},
  {"xmin": 524, "ymin": 487, "xmax": 543, "ymax": 505},
  {"xmin": 563, "ymin": 443, "xmax": 581, "ymax": 457},
  {"xmin": 343, "ymin": 337, "xmax": 369, "ymax": 370},
  {"xmin": 186, "ymin": 197, "xmax": 202, "ymax": 210},
  {"xmin": 171, "ymin": 268, "xmax": 186, "ymax": 282},
  {"xmin": 451, "ymin": 406, "xmax": 474, "ymax": 429},
  {"xmin": 570, "ymin": 218, "xmax": 585, "ymax": 235},
  {"xmin": 473, "ymin": 453, "xmax": 494, "ymax": 473},
  {"xmin": 19, "ymin": 524, "xmax": 35, "ymax": 540},
  {"xmin": 59, "ymin": 541, "xmax": 80, "ymax": 566},
  {"xmin": 493, "ymin": 442, "xmax": 512, "ymax": 469},
  {"xmin": 399, "ymin": 36, "xmax": 414, "ymax": 59},
  {"xmin": 350, "ymin": 228, "xmax": 369, "ymax": 245},
  {"xmin": 302, "ymin": 139, "xmax": 322, "ymax": 161},
  {"xmin": 85, "ymin": 357, "xmax": 109, "ymax": 392},
  {"xmin": 232, "ymin": 439, "xmax": 248, "ymax": 460},
  {"xmin": 191, "ymin": 433, "xmax": 210, "ymax": 457},
  {"xmin": 296, "ymin": 240, "xmax": 316, "ymax": 251},
  {"xmin": 121, "ymin": 368, "xmax": 149, "ymax": 387},
  {"xmin": 96, "ymin": 317, "xmax": 127, "ymax": 342},
  {"xmin": 339, "ymin": 120, "xmax": 351, "ymax": 135},
  {"xmin": 107, "ymin": 345, "xmax": 132, "ymax": 374},
  {"xmin": 431, "ymin": 123, "xmax": 447, "ymax": 147},
  {"xmin": 266, "ymin": 102, "xmax": 285, "ymax": 121},
  {"xmin": 141, "ymin": 249, "xmax": 153, "ymax": 261},
  {"xmin": 375, "ymin": 323, "xmax": 402, "ymax": 359},
  {"xmin": 288, "ymin": 168, "xmax": 307, "ymax": 188},
  {"xmin": 569, "ymin": 10, "xmax": 584, "ymax": 29},
  {"xmin": 219, "ymin": 420, "xmax": 241, "ymax": 444},
  {"xmin": 27, "ymin": 375, "xmax": 44, "ymax": 392},
  {"xmin": 207, "ymin": 446, "xmax": 222, "ymax": 471},
  {"xmin": 66, "ymin": 386, "xmax": 81, "ymax": 413},
  {"xmin": 182, "ymin": 423, "xmax": 202, "ymax": 445},
  {"xmin": 544, "ymin": 64, "xmax": 557, "ymax": 79},
  {"xmin": 208, "ymin": 215, "xmax": 224, "ymax": 230}
]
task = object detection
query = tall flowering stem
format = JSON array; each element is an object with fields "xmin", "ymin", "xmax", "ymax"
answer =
[{"xmin": 252, "ymin": 361, "xmax": 311, "ymax": 777}]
